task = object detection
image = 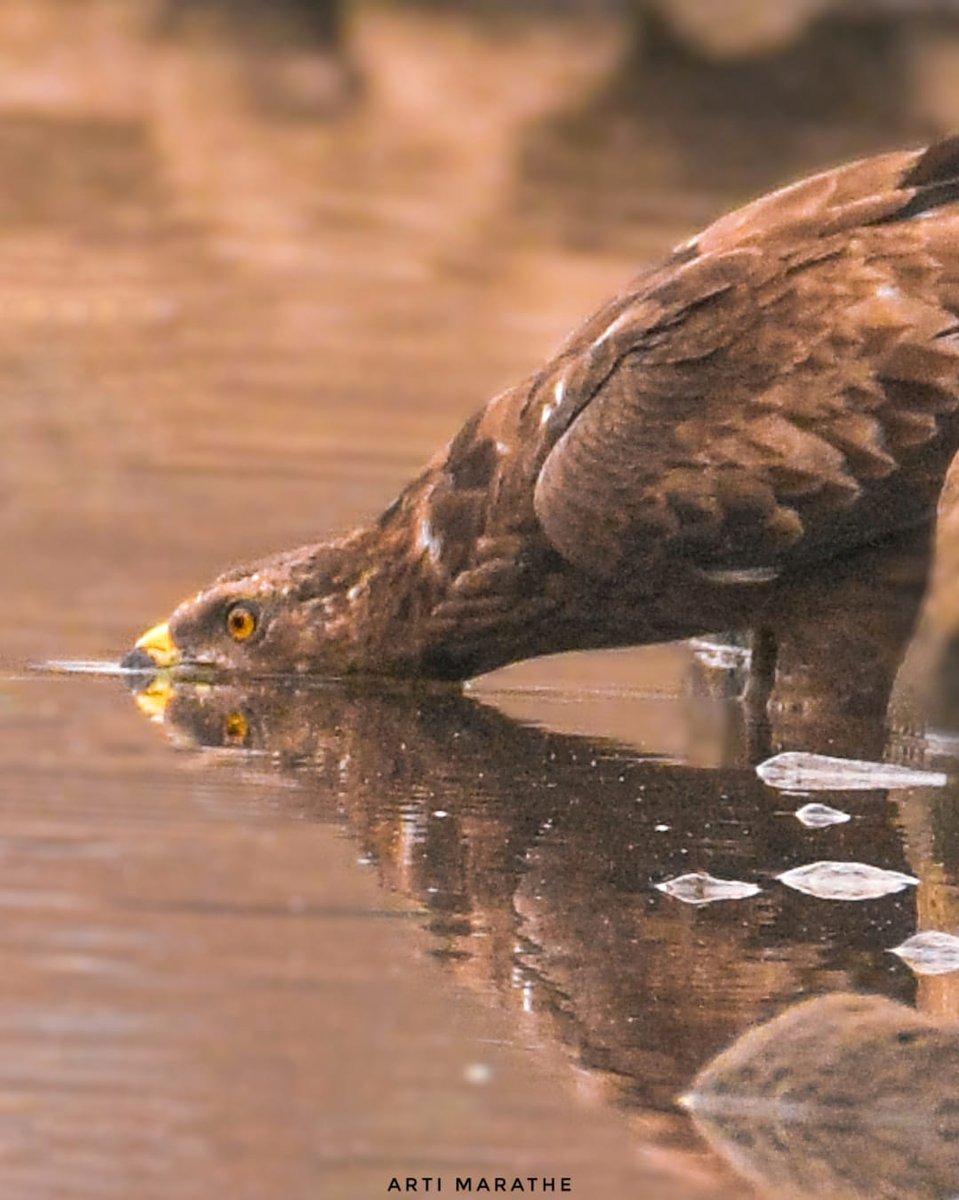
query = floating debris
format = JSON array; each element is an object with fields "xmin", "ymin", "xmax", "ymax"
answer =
[
  {"xmin": 463, "ymin": 1062, "xmax": 493, "ymax": 1085},
  {"xmin": 794, "ymin": 802, "xmax": 851, "ymax": 829},
  {"xmin": 655, "ymin": 871, "xmax": 761, "ymax": 906},
  {"xmin": 924, "ymin": 729, "xmax": 959, "ymax": 760},
  {"xmin": 778, "ymin": 861, "xmax": 918, "ymax": 901},
  {"xmin": 690, "ymin": 637, "xmax": 751, "ymax": 670},
  {"xmin": 891, "ymin": 931, "xmax": 959, "ymax": 976},
  {"xmin": 757, "ymin": 751, "xmax": 948, "ymax": 792}
]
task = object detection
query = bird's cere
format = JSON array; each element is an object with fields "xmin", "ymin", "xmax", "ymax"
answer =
[{"xmin": 133, "ymin": 621, "xmax": 178, "ymax": 668}]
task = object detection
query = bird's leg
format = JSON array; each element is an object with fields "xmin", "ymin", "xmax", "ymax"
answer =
[
  {"xmin": 763, "ymin": 528, "xmax": 932, "ymax": 758},
  {"xmin": 889, "ymin": 457, "xmax": 959, "ymax": 739},
  {"xmin": 742, "ymin": 626, "xmax": 777, "ymax": 760}
]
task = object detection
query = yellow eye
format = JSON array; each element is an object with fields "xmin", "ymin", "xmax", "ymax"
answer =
[
  {"xmin": 223, "ymin": 711, "xmax": 249, "ymax": 745},
  {"xmin": 226, "ymin": 604, "xmax": 257, "ymax": 642}
]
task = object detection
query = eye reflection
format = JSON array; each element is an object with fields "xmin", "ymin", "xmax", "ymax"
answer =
[{"xmin": 223, "ymin": 711, "xmax": 249, "ymax": 746}]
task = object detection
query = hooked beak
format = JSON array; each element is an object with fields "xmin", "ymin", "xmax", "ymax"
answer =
[{"xmin": 129, "ymin": 621, "xmax": 180, "ymax": 669}]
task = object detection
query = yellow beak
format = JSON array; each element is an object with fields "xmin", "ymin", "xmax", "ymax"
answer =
[
  {"xmin": 134, "ymin": 676, "xmax": 173, "ymax": 723},
  {"xmin": 134, "ymin": 621, "xmax": 180, "ymax": 669}
]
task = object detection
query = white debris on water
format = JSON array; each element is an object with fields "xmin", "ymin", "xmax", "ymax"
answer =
[
  {"xmin": 463, "ymin": 1062, "xmax": 493, "ymax": 1085},
  {"xmin": 923, "ymin": 729, "xmax": 959, "ymax": 759},
  {"xmin": 794, "ymin": 802, "xmax": 852, "ymax": 829},
  {"xmin": 690, "ymin": 637, "xmax": 751, "ymax": 670},
  {"xmin": 655, "ymin": 871, "xmax": 761, "ymax": 906},
  {"xmin": 890, "ymin": 931, "xmax": 959, "ymax": 976},
  {"xmin": 777, "ymin": 861, "xmax": 918, "ymax": 901},
  {"xmin": 699, "ymin": 566, "xmax": 781, "ymax": 585},
  {"xmin": 757, "ymin": 752, "xmax": 949, "ymax": 792}
]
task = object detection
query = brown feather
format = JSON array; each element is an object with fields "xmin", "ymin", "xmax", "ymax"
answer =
[{"xmin": 531, "ymin": 144, "xmax": 959, "ymax": 580}]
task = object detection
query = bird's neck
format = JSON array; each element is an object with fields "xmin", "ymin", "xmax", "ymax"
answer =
[
  {"xmin": 313, "ymin": 502, "xmax": 655, "ymax": 680},
  {"xmin": 311, "ymin": 518, "xmax": 531, "ymax": 679}
]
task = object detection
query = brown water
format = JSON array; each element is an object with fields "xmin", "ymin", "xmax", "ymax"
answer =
[{"xmin": 2, "ymin": 3, "xmax": 959, "ymax": 1197}]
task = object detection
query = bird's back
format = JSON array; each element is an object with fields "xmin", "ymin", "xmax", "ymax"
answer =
[{"xmin": 528, "ymin": 138, "xmax": 959, "ymax": 583}]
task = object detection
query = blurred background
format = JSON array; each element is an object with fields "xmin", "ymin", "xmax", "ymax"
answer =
[
  {"xmin": 1, "ymin": 5, "xmax": 959, "ymax": 1199},
  {"xmin": 3, "ymin": 0, "xmax": 959, "ymax": 688}
]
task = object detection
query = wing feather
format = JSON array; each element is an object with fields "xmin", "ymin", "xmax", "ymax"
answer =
[{"xmin": 532, "ymin": 140, "xmax": 959, "ymax": 579}]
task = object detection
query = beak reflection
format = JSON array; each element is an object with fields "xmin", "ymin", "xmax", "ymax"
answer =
[{"xmin": 133, "ymin": 675, "xmax": 174, "ymax": 723}]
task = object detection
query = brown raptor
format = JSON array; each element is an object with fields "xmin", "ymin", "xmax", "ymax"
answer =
[{"xmin": 126, "ymin": 139, "xmax": 959, "ymax": 687}]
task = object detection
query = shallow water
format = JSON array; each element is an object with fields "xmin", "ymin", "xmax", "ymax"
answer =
[{"xmin": 3, "ymin": 3, "xmax": 959, "ymax": 1197}]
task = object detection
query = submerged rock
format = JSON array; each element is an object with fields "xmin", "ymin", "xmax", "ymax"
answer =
[{"xmin": 685, "ymin": 993, "xmax": 959, "ymax": 1200}]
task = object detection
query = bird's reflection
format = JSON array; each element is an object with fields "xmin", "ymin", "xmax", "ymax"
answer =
[
  {"xmin": 686, "ymin": 992, "xmax": 959, "ymax": 1200},
  {"xmin": 892, "ymin": 460, "xmax": 959, "ymax": 757},
  {"xmin": 685, "ymin": 526, "xmax": 941, "ymax": 762},
  {"xmin": 125, "ymin": 664, "xmax": 943, "ymax": 1115}
]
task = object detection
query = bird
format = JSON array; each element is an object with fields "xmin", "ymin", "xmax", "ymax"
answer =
[{"xmin": 125, "ymin": 137, "xmax": 959, "ymax": 685}]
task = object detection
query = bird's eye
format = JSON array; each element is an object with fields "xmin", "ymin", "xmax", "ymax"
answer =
[
  {"xmin": 223, "ymin": 711, "xmax": 249, "ymax": 745},
  {"xmin": 225, "ymin": 603, "xmax": 257, "ymax": 642}
]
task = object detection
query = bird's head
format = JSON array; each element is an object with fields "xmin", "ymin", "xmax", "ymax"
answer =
[{"xmin": 122, "ymin": 544, "xmax": 361, "ymax": 676}]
